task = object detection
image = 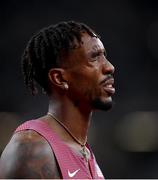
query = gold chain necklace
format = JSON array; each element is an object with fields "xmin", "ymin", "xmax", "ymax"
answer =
[{"xmin": 47, "ymin": 112, "xmax": 89, "ymax": 161}]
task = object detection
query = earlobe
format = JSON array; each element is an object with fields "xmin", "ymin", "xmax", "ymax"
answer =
[{"xmin": 63, "ymin": 83, "xmax": 69, "ymax": 90}]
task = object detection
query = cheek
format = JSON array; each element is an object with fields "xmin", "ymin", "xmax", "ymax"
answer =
[
  {"xmin": 68, "ymin": 76, "xmax": 96, "ymax": 101},
  {"xmin": 67, "ymin": 67, "xmax": 101, "ymax": 99},
  {"xmin": 83, "ymin": 79, "xmax": 100, "ymax": 100}
]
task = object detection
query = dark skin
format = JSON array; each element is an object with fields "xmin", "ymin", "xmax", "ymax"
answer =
[
  {"xmin": 0, "ymin": 32, "xmax": 115, "ymax": 178},
  {"xmin": 0, "ymin": 130, "xmax": 61, "ymax": 178}
]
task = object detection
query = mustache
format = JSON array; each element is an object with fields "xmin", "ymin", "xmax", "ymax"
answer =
[{"xmin": 100, "ymin": 74, "xmax": 114, "ymax": 85}]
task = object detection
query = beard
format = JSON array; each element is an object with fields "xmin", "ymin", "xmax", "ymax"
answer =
[{"xmin": 91, "ymin": 97, "xmax": 113, "ymax": 111}]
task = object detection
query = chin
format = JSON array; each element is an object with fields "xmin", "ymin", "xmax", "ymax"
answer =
[{"xmin": 92, "ymin": 97, "xmax": 113, "ymax": 111}]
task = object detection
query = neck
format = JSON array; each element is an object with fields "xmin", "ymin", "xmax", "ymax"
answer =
[{"xmin": 48, "ymin": 96, "xmax": 92, "ymax": 144}]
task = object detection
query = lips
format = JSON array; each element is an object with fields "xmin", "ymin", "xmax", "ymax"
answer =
[{"xmin": 102, "ymin": 78, "xmax": 115, "ymax": 95}]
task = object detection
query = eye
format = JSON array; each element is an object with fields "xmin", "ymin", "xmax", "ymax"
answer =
[
  {"xmin": 92, "ymin": 52, "xmax": 100, "ymax": 58},
  {"xmin": 90, "ymin": 52, "xmax": 103, "ymax": 61}
]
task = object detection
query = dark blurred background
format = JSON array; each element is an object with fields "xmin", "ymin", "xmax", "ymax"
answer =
[{"xmin": 1, "ymin": 0, "xmax": 158, "ymax": 178}]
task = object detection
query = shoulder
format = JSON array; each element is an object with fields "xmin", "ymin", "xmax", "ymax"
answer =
[{"xmin": 0, "ymin": 129, "xmax": 61, "ymax": 178}]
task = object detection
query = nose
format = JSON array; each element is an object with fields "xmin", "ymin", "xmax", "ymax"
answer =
[{"xmin": 102, "ymin": 59, "xmax": 115, "ymax": 75}]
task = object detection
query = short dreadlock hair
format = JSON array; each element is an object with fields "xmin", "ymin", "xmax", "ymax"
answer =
[{"xmin": 22, "ymin": 21, "xmax": 99, "ymax": 95}]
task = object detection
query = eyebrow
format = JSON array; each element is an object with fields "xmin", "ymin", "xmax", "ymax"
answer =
[{"xmin": 87, "ymin": 48, "xmax": 107, "ymax": 57}]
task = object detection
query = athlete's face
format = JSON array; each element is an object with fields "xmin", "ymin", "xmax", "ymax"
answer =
[{"xmin": 65, "ymin": 33, "xmax": 115, "ymax": 111}]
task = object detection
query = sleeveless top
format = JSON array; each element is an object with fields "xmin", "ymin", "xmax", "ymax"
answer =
[{"xmin": 15, "ymin": 120, "xmax": 104, "ymax": 179}]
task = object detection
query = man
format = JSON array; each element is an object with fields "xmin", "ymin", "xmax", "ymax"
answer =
[{"xmin": 0, "ymin": 21, "xmax": 115, "ymax": 179}]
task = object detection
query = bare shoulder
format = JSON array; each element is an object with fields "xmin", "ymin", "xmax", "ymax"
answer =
[{"xmin": 0, "ymin": 130, "xmax": 61, "ymax": 179}]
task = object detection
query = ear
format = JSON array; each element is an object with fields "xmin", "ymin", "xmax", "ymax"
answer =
[{"xmin": 48, "ymin": 68, "xmax": 68, "ymax": 89}]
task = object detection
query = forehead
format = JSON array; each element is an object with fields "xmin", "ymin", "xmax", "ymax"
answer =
[
  {"xmin": 81, "ymin": 33, "xmax": 105, "ymax": 53},
  {"xmin": 62, "ymin": 33, "xmax": 105, "ymax": 68}
]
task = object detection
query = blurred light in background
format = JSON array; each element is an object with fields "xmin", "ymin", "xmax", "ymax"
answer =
[{"xmin": 115, "ymin": 111, "xmax": 158, "ymax": 152}]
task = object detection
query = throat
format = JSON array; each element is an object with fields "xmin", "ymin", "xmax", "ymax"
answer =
[{"xmin": 47, "ymin": 112, "xmax": 88, "ymax": 152}]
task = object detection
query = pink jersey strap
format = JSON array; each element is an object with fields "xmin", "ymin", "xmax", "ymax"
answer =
[{"xmin": 15, "ymin": 120, "xmax": 104, "ymax": 179}]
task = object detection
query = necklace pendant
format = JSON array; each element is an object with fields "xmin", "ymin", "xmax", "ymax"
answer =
[{"xmin": 80, "ymin": 146, "xmax": 88, "ymax": 162}]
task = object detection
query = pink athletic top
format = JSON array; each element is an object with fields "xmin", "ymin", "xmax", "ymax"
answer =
[{"xmin": 15, "ymin": 120, "xmax": 104, "ymax": 179}]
